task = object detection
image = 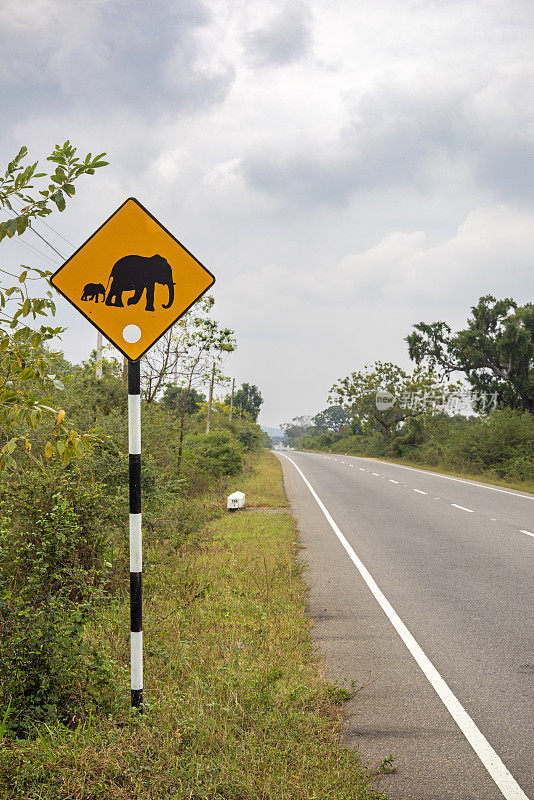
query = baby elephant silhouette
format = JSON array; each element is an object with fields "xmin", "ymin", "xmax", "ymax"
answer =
[{"xmin": 81, "ymin": 283, "xmax": 105, "ymax": 303}]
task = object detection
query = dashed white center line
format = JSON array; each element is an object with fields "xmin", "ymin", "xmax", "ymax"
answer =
[
  {"xmin": 389, "ymin": 479, "xmax": 399, "ymax": 484},
  {"xmin": 520, "ymin": 529, "xmax": 534, "ymax": 538},
  {"xmin": 349, "ymin": 464, "xmax": 354, "ymax": 468},
  {"xmin": 359, "ymin": 468, "xmax": 366, "ymax": 471},
  {"xmin": 413, "ymin": 489, "xmax": 428, "ymax": 495},
  {"xmin": 372, "ymin": 472, "xmax": 380, "ymax": 476},
  {"xmin": 451, "ymin": 503, "xmax": 474, "ymax": 513}
]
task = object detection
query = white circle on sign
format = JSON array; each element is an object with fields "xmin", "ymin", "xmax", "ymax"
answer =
[{"xmin": 123, "ymin": 325, "xmax": 142, "ymax": 343}]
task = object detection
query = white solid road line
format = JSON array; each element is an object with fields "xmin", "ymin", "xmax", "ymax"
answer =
[
  {"xmin": 413, "ymin": 489, "xmax": 428, "ymax": 495},
  {"xmin": 351, "ymin": 456, "xmax": 534, "ymax": 501},
  {"xmin": 280, "ymin": 453, "xmax": 528, "ymax": 800},
  {"xmin": 520, "ymin": 530, "xmax": 534, "ymax": 538},
  {"xmin": 451, "ymin": 503, "xmax": 474, "ymax": 513}
]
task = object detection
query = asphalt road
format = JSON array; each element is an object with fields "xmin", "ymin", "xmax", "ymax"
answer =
[{"xmin": 275, "ymin": 450, "xmax": 533, "ymax": 800}]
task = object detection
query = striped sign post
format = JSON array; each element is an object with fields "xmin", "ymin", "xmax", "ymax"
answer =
[
  {"xmin": 128, "ymin": 359, "xmax": 143, "ymax": 709},
  {"xmin": 48, "ymin": 198, "xmax": 216, "ymax": 710}
]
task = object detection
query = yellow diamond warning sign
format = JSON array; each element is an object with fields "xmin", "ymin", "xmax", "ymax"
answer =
[{"xmin": 50, "ymin": 198, "xmax": 215, "ymax": 361}]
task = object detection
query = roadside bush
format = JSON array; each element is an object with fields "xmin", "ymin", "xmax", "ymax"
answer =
[
  {"xmin": 0, "ymin": 465, "xmax": 109, "ymax": 598},
  {"xmin": 0, "ymin": 489, "xmax": 116, "ymax": 735},
  {"xmin": 443, "ymin": 410, "xmax": 534, "ymax": 479},
  {"xmin": 230, "ymin": 419, "xmax": 264, "ymax": 452},
  {"xmin": 0, "ymin": 592, "xmax": 117, "ymax": 736},
  {"xmin": 183, "ymin": 430, "xmax": 243, "ymax": 490},
  {"xmin": 306, "ymin": 408, "xmax": 534, "ymax": 486}
]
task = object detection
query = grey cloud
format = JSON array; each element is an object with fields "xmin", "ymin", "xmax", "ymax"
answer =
[
  {"xmin": 241, "ymin": 92, "xmax": 465, "ymax": 207},
  {"xmin": 476, "ymin": 141, "xmax": 534, "ymax": 201},
  {"xmin": 245, "ymin": 1, "xmax": 312, "ymax": 67},
  {"xmin": 0, "ymin": 0, "xmax": 234, "ymax": 120},
  {"xmin": 240, "ymin": 82, "xmax": 534, "ymax": 207}
]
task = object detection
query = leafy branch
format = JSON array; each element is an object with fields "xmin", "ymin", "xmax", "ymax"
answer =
[{"xmin": 0, "ymin": 141, "xmax": 108, "ymax": 244}]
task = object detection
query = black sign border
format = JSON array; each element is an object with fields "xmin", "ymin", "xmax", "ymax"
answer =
[{"xmin": 49, "ymin": 197, "xmax": 216, "ymax": 362}]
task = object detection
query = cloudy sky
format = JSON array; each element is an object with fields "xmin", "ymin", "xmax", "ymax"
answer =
[{"xmin": 1, "ymin": 0, "xmax": 533, "ymax": 426}]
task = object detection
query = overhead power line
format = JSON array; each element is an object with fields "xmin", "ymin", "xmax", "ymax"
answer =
[
  {"xmin": 27, "ymin": 224, "xmax": 66, "ymax": 260},
  {"xmin": 12, "ymin": 237, "xmax": 61, "ymax": 265},
  {"xmin": 0, "ymin": 214, "xmax": 61, "ymax": 266},
  {"xmin": 2, "ymin": 207, "xmax": 66, "ymax": 261},
  {"xmin": 36, "ymin": 216, "xmax": 75, "ymax": 248},
  {"xmin": 11, "ymin": 196, "xmax": 75, "ymax": 250}
]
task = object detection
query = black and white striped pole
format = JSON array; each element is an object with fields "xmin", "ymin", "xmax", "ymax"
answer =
[
  {"xmin": 128, "ymin": 359, "xmax": 143, "ymax": 710},
  {"xmin": 47, "ymin": 197, "xmax": 216, "ymax": 713}
]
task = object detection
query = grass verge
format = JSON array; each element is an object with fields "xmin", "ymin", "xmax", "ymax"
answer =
[{"xmin": 0, "ymin": 450, "xmax": 388, "ymax": 800}]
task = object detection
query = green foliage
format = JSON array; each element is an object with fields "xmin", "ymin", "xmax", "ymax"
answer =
[
  {"xmin": 183, "ymin": 429, "xmax": 243, "ymax": 481},
  {"xmin": 280, "ymin": 415, "xmax": 313, "ymax": 446},
  {"xmin": 161, "ymin": 384, "xmax": 205, "ymax": 415},
  {"xmin": 0, "ymin": 456, "xmax": 386, "ymax": 799},
  {"xmin": 329, "ymin": 361, "xmax": 458, "ymax": 438},
  {"xmin": 0, "ymin": 142, "xmax": 108, "ymax": 470},
  {"xmin": 442, "ymin": 409, "xmax": 534, "ymax": 480},
  {"xmin": 303, "ymin": 409, "xmax": 534, "ymax": 486},
  {"xmin": 227, "ymin": 382, "xmax": 264, "ymax": 421},
  {"xmin": 0, "ymin": 142, "xmax": 108, "ymax": 243},
  {"xmin": 0, "ymin": 486, "xmax": 116, "ymax": 735},
  {"xmin": 313, "ymin": 405, "xmax": 351, "ymax": 433},
  {"xmin": 229, "ymin": 418, "xmax": 264, "ymax": 452},
  {"xmin": 407, "ymin": 295, "xmax": 534, "ymax": 413}
]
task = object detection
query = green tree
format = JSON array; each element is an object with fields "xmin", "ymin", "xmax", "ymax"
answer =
[
  {"xmin": 280, "ymin": 416, "xmax": 313, "ymax": 446},
  {"xmin": 406, "ymin": 295, "xmax": 534, "ymax": 413},
  {"xmin": 313, "ymin": 405, "xmax": 350, "ymax": 432},
  {"xmin": 228, "ymin": 383, "xmax": 263, "ymax": 421},
  {"xmin": 161, "ymin": 385, "xmax": 205, "ymax": 415},
  {"xmin": 0, "ymin": 142, "xmax": 108, "ymax": 469},
  {"xmin": 329, "ymin": 361, "xmax": 457, "ymax": 438},
  {"xmin": 152, "ymin": 297, "xmax": 237, "ymax": 468}
]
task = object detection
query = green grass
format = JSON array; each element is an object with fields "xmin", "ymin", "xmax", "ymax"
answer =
[
  {"xmin": 0, "ymin": 451, "xmax": 387, "ymax": 799},
  {"xmin": 232, "ymin": 449, "xmax": 290, "ymax": 508}
]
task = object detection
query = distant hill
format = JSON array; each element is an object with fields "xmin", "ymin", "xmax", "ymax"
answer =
[{"xmin": 261, "ymin": 426, "xmax": 284, "ymax": 440}]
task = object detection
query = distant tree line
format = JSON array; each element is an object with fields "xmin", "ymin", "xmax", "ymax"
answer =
[{"xmin": 281, "ymin": 295, "xmax": 533, "ymax": 486}]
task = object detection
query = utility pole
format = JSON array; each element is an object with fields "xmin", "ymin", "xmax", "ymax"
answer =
[
  {"xmin": 229, "ymin": 377, "xmax": 235, "ymax": 422},
  {"xmin": 96, "ymin": 332, "xmax": 103, "ymax": 379},
  {"xmin": 206, "ymin": 361, "xmax": 216, "ymax": 433}
]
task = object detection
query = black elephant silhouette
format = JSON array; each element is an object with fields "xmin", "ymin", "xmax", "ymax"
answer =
[
  {"xmin": 105, "ymin": 254, "xmax": 175, "ymax": 312},
  {"xmin": 81, "ymin": 282, "xmax": 105, "ymax": 303}
]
